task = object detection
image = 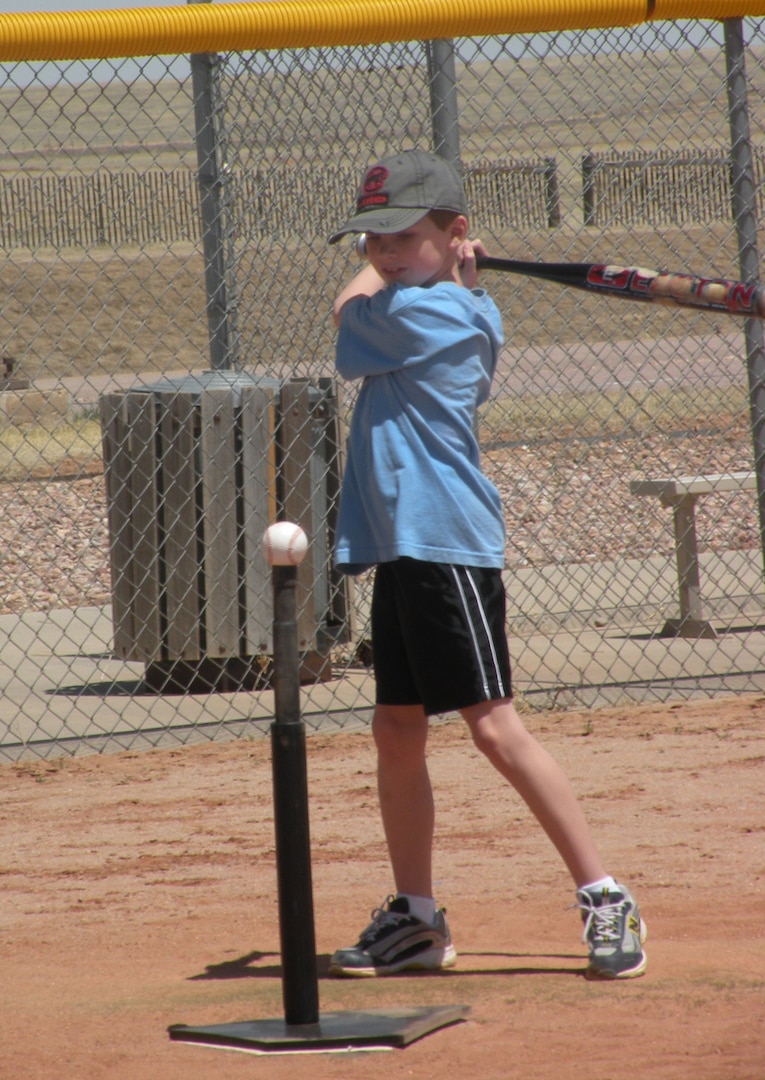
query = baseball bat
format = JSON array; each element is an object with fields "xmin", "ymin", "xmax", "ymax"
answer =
[
  {"xmin": 353, "ymin": 234, "xmax": 764, "ymax": 319},
  {"xmin": 474, "ymin": 255, "xmax": 765, "ymax": 319}
]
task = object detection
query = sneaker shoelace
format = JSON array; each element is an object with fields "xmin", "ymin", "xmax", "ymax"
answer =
[
  {"xmin": 579, "ymin": 896, "xmax": 624, "ymax": 944},
  {"xmin": 360, "ymin": 895, "xmax": 410, "ymax": 944}
]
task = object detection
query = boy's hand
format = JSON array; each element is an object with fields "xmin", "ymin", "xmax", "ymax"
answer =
[{"xmin": 456, "ymin": 238, "xmax": 490, "ymax": 289}]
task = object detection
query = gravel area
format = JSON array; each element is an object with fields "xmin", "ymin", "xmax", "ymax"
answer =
[
  {"xmin": 485, "ymin": 427, "xmax": 758, "ymax": 569},
  {"xmin": 0, "ymin": 421, "xmax": 758, "ymax": 617},
  {"xmin": 0, "ymin": 476, "xmax": 112, "ymax": 615}
]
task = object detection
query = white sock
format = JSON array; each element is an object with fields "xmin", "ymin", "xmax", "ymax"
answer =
[
  {"xmin": 580, "ymin": 875, "xmax": 618, "ymax": 896},
  {"xmin": 399, "ymin": 893, "xmax": 437, "ymax": 923}
]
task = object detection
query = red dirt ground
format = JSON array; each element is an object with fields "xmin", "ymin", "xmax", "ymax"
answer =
[{"xmin": 3, "ymin": 693, "xmax": 764, "ymax": 1079}]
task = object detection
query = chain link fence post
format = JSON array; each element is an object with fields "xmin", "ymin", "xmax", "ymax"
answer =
[
  {"xmin": 724, "ymin": 16, "xmax": 765, "ymax": 581},
  {"xmin": 426, "ymin": 38, "xmax": 461, "ymax": 166},
  {"xmin": 190, "ymin": 0, "xmax": 238, "ymax": 371}
]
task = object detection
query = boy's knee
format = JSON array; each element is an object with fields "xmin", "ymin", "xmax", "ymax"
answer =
[
  {"xmin": 468, "ymin": 716, "xmax": 502, "ymax": 761},
  {"xmin": 463, "ymin": 700, "xmax": 526, "ymax": 763},
  {"xmin": 372, "ymin": 705, "xmax": 428, "ymax": 758}
]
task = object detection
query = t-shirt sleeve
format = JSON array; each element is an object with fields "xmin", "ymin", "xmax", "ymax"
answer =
[{"xmin": 336, "ymin": 283, "xmax": 498, "ymax": 380}]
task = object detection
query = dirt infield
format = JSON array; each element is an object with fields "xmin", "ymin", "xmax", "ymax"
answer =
[{"xmin": 3, "ymin": 693, "xmax": 764, "ymax": 1080}]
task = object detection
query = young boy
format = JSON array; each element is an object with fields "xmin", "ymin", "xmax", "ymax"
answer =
[{"xmin": 326, "ymin": 149, "xmax": 646, "ymax": 980}]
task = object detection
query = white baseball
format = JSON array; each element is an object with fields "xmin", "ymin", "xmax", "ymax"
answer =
[{"xmin": 261, "ymin": 522, "xmax": 308, "ymax": 566}]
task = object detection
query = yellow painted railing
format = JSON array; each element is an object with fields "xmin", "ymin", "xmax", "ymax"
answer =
[{"xmin": 0, "ymin": 0, "xmax": 763, "ymax": 64}]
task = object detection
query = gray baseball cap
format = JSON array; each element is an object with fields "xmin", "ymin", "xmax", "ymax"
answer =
[{"xmin": 328, "ymin": 149, "xmax": 467, "ymax": 244}]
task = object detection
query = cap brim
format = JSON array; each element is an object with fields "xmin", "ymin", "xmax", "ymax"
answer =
[{"xmin": 328, "ymin": 207, "xmax": 430, "ymax": 245}]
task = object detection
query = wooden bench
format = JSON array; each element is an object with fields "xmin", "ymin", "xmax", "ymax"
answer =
[{"xmin": 629, "ymin": 471, "xmax": 757, "ymax": 639}]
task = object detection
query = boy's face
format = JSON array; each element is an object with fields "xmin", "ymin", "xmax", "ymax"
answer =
[{"xmin": 363, "ymin": 214, "xmax": 467, "ymax": 288}]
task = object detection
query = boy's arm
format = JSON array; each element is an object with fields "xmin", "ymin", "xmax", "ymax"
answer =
[
  {"xmin": 332, "ymin": 236, "xmax": 491, "ymax": 328},
  {"xmin": 333, "ymin": 264, "xmax": 387, "ymax": 327}
]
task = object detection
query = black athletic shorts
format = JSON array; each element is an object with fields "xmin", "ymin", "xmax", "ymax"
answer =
[{"xmin": 371, "ymin": 557, "xmax": 513, "ymax": 716}]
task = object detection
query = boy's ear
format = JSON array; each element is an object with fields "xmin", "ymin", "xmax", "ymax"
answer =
[{"xmin": 450, "ymin": 215, "xmax": 469, "ymax": 241}]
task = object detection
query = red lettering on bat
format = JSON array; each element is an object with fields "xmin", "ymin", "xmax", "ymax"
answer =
[
  {"xmin": 725, "ymin": 281, "xmax": 758, "ymax": 311},
  {"xmin": 587, "ymin": 265, "xmax": 632, "ymax": 290},
  {"xmin": 586, "ymin": 265, "xmax": 656, "ymax": 293},
  {"xmin": 629, "ymin": 269, "xmax": 654, "ymax": 294},
  {"xmin": 689, "ymin": 278, "xmax": 758, "ymax": 311},
  {"xmin": 579, "ymin": 263, "xmax": 762, "ymax": 315}
]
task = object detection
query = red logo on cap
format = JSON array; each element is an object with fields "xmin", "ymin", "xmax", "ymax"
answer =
[{"xmin": 363, "ymin": 166, "xmax": 388, "ymax": 193}]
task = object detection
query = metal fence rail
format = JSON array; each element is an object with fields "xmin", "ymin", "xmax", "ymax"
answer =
[{"xmin": 2, "ymin": 14, "xmax": 765, "ymax": 760}]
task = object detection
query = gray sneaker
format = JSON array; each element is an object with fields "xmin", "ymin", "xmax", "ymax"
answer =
[
  {"xmin": 329, "ymin": 895, "xmax": 457, "ymax": 977},
  {"xmin": 576, "ymin": 883, "xmax": 647, "ymax": 979}
]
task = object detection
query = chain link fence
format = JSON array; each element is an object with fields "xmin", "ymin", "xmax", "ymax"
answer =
[{"xmin": 2, "ymin": 17, "xmax": 765, "ymax": 760}]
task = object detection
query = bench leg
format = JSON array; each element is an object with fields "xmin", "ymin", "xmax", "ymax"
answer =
[{"xmin": 660, "ymin": 494, "xmax": 717, "ymax": 639}]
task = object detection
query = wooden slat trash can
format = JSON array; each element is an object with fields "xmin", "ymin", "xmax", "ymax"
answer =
[{"xmin": 100, "ymin": 371, "xmax": 352, "ymax": 693}]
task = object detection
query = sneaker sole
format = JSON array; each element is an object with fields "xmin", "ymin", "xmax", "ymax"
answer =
[
  {"xmin": 586, "ymin": 948, "xmax": 647, "ymax": 979},
  {"xmin": 329, "ymin": 943, "xmax": 458, "ymax": 978},
  {"xmin": 586, "ymin": 918, "xmax": 648, "ymax": 980}
]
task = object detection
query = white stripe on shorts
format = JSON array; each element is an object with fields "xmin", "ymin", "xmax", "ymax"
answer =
[{"xmin": 450, "ymin": 565, "xmax": 507, "ymax": 701}]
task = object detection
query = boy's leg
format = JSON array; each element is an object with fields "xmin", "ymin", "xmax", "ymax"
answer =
[
  {"xmin": 462, "ymin": 696, "xmax": 646, "ymax": 979},
  {"xmin": 329, "ymin": 702, "xmax": 457, "ymax": 977},
  {"xmin": 461, "ymin": 697, "xmax": 606, "ymax": 887},
  {"xmin": 372, "ymin": 703, "xmax": 433, "ymax": 897}
]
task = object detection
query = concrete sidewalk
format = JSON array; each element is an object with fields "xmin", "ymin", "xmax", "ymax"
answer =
[{"xmin": 2, "ymin": 550, "xmax": 764, "ymax": 761}]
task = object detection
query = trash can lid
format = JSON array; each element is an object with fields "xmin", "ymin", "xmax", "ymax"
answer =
[{"xmin": 135, "ymin": 369, "xmax": 283, "ymax": 403}]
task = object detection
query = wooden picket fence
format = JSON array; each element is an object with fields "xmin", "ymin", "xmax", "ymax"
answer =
[
  {"xmin": 0, "ymin": 159, "xmax": 558, "ymax": 250},
  {"xmin": 2, "ymin": 150, "xmax": 758, "ymax": 248},
  {"xmin": 582, "ymin": 147, "xmax": 765, "ymax": 226},
  {"xmin": 0, "ymin": 169, "xmax": 201, "ymax": 248}
]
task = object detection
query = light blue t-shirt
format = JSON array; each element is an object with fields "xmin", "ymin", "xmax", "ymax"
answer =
[{"xmin": 334, "ymin": 280, "xmax": 505, "ymax": 575}]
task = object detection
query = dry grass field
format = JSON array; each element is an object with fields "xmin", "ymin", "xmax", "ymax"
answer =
[
  {"xmin": 0, "ymin": 221, "xmax": 748, "ymax": 387},
  {"xmin": 2, "ymin": 38, "xmax": 762, "ymax": 382}
]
